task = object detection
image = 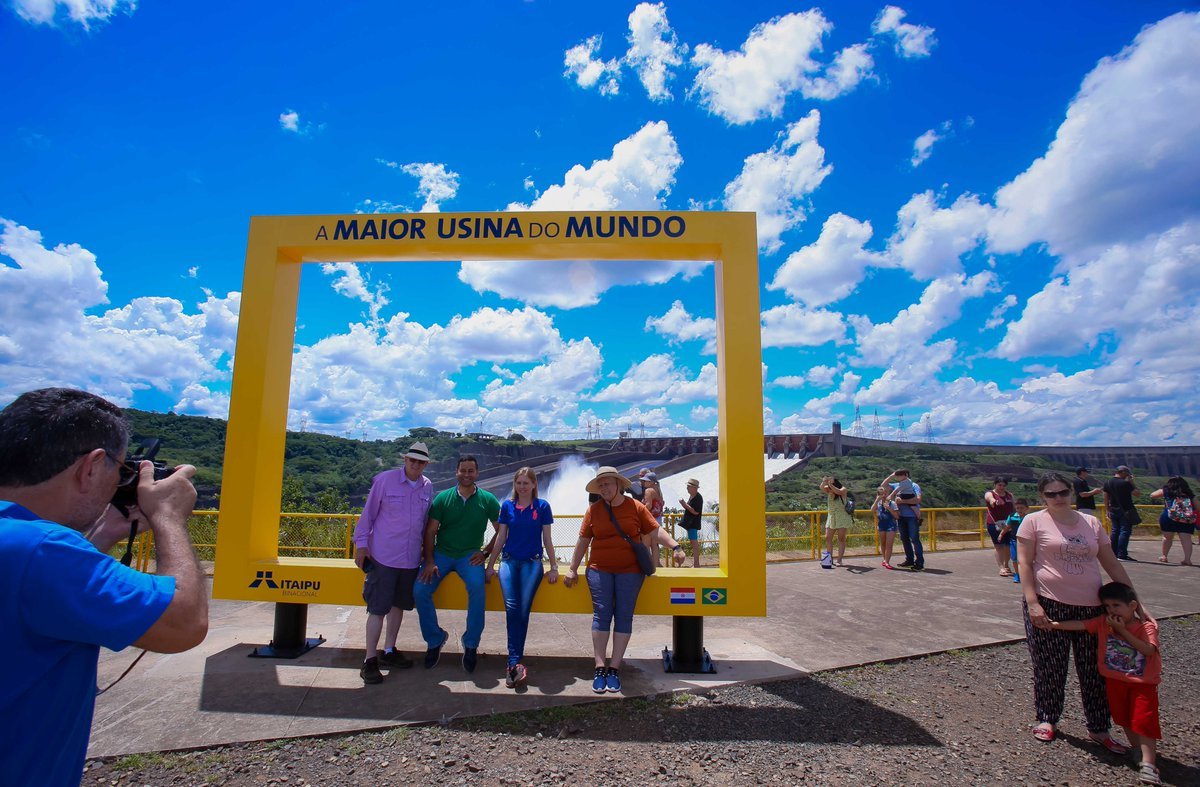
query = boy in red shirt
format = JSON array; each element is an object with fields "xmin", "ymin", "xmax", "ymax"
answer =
[{"xmin": 1050, "ymin": 582, "xmax": 1161, "ymax": 785}]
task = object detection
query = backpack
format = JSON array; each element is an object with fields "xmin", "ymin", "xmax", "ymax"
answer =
[
  {"xmin": 843, "ymin": 490, "xmax": 856, "ymax": 516},
  {"xmin": 1165, "ymin": 495, "xmax": 1196, "ymax": 524}
]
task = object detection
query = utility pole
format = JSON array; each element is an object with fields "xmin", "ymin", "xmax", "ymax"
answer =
[
  {"xmin": 870, "ymin": 409, "xmax": 882, "ymax": 440},
  {"xmin": 850, "ymin": 406, "xmax": 863, "ymax": 438},
  {"xmin": 923, "ymin": 413, "xmax": 933, "ymax": 443},
  {"xmin": 897, "ymin": 412, "xmax": 906, "ymax": 441}
]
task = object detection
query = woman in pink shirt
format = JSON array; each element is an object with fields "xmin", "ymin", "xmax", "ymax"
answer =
[{"xmin": 1017, "ymin": 472, "xmax": 1142, "ymax": 752}]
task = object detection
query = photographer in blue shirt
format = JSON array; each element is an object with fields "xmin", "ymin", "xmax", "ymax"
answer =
[{"xmin": 0, "ymin": 388, "xmax": 208, "ymax": 786}]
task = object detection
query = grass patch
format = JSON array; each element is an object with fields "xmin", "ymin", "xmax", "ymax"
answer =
[{"xmin": 112, "ymin": 752, "xmax": 169, "ymax": 770}]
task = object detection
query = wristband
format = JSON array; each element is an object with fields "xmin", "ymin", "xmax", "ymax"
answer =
[{"xmin": 672, "ymin": 545, "xmax": 684, "ymax": 552}]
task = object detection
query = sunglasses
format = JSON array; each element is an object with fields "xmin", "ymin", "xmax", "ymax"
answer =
[
  {"xmin": 102, "ymin": 450, "xmax": 138, "ymax": 484},
  {"xmin": 1042, "ymin": 488, "xmax": 1071, "ymax": 499}
]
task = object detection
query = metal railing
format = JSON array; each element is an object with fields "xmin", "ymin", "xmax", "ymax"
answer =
[{"xmin": 122, "ymin": 504, "xmax": 1167, "ymax": 568}]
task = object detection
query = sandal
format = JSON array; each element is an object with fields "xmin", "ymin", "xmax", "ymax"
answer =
[
  {"xmin": 999, "ymin": 569, "xmax": 1012, "ymax": 577},
  {"xmin": 1139, "ymin": 762, "xmax": 1161, "ymax": 785},
  {"xmin": 1088, "ymin": 733, "xmax": 1130, "ymax": 755},
  {"xmin": 1157, "ymin": 557, "xmax": 1169, "ymax": 564},
  {"xmin": 1032, "ymin": 724, "xmax": 1055, "ymax": 742}
]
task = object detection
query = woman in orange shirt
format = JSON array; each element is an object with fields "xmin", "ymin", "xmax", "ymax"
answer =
[{"xmin": 564, "ymin": 466, "xmax": 685, "ymax": 694}]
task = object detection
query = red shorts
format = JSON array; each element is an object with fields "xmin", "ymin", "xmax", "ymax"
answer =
[{"xmin": 1106, "ymin": 680, "xmax": 1160, "ymax": 739}]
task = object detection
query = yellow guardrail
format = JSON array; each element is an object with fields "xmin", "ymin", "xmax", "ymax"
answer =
[{"xmin": 123, "ymin": 504, "xmax": 1164, "ymax": 569}]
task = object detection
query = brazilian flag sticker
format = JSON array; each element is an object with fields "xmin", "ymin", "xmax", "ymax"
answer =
[{"xmin": 701, "ymin": 587, "xmax": 727, "ymax": 605}]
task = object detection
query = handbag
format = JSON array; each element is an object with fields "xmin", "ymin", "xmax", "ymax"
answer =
[
  {"xmin": 604, "ymin": 501, "xmax": 656, "ymax": 576},
  {"xmin": 1123, "ymin": 505, "xmax": 1142, "ymax": 525}
]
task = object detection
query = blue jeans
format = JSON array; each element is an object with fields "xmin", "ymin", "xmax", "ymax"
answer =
[
  {"xmin": 413, "ymin": 551, "xmax": 486, "ymax": 649},
  {"xmin": 498, "ymin": 556, "xmax": 544, "ymax": 667},
  {"xmin": 898, "ymin": 515, "xmax": 924, "ymax": 567},
  {"xmin": 586, "ymin": 569, "xmax": 644, "ymax": 634},
  {"xmin": 1109, "ymin": 509, "xmax": 1134, "ymax": 558}
]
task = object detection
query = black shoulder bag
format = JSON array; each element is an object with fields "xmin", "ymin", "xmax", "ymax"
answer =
[{"xmin": 604, "ymin": 501, "xmax": 656, "ymax": 576}]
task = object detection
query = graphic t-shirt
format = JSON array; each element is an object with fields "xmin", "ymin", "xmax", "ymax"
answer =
[
  {"xmin": 1017, "ymin": 509, "xmax": 1110, "ymax": 606},
  {"xmin": 1083, "ymin": 616, "xmax": 1161, "ymax": 685}
]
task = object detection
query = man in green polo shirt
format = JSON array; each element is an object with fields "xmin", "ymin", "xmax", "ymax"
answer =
[{"xmin": 414, "ymin": 455, "xmax": 500, "ymax": 673}]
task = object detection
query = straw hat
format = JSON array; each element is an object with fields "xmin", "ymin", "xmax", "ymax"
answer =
[
  {"xmin": 403, "ymin": 442, "xmax": 431, "ymax": 462},
  {"xmin": 585, "ymin": 466, "xmax": 632, "ymax": 494}
]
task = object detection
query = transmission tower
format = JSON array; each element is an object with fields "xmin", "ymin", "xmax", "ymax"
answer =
[
  {"xmin": 850, "ymin": 406, "xmax": 864, "ymax": 438},
  {"xmin": 897, "ymin": 412, "xmax": 906, "ymax": 441},
  {"xmin": 640, "ymin": 421, "xmax": 646, "ymax": 438},
  {"xmin": 870, "ymin": 409, "xmax": 882, "ymax": 440},
  {"xmin": 923, "ymin": 413, "xmax": 933, "ymax": 443}
]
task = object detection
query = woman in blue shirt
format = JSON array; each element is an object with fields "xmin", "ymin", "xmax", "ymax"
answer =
[{"xmin": 485, "ymin": 467, "xmax": 557, "ymax": 687}]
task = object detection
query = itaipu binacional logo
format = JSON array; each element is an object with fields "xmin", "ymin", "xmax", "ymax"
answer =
[{"xmin": 248, "ymin": 571, "xmax": 321, "ymax": 597}]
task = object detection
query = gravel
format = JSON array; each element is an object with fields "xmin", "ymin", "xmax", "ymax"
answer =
[{"xmin": 84, "ymin": 616, "xmax": 1200, "ymax": 786}]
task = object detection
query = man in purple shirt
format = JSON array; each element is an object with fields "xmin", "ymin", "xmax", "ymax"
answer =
[{"xmin": 353, "ymin": 441, "xmax": 433, "ymax": 684}]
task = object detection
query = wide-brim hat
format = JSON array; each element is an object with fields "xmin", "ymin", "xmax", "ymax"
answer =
[
  {"xmin": 404, "ymin": 442, "xmax": 431, "ymax": 462},
  {"xmin": 643, "ymin": 472, "xmax": 658, "ymax": 483},
  {"xmin": 687, "ymin": 478, "xmax": 700, "ymax": 487},
  {"xmin": 585, "ymin": 466, "xmax": 632, "ymax": 494}
]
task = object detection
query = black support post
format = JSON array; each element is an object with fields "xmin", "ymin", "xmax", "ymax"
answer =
[
  {"xmin": 661, "ymin": 615, "xmax": 717, "ymax": 673},
  {"xmin": 248, "ymin": 602, "xmax": 325, "ymax": 659}
]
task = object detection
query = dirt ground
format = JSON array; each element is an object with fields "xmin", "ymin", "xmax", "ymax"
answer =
[{"xmin": 84, "ymin": 616, "xmax": 1200, "ymax": 786}]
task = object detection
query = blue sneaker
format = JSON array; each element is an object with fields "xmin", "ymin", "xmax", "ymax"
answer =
[
  {"xmin": 605, "ymin": 668, "xmax": 622, "ymax": 693},
  {"xmin": 1013, "ymin": 575, "xmax": 1021, "ymax": 583},
  {"xmin": 591, "ymin": 667, "xmax": 608, "ymax": 694}
]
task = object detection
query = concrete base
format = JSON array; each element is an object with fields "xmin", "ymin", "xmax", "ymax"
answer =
[{"xmin": 90, "ymin": 539, "xmax": 1200, "ymax": 757}]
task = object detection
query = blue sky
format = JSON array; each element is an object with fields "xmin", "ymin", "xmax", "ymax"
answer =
[{"xmin": 2, "ymin": 1, "xmax": 1198, "ymax": 445}]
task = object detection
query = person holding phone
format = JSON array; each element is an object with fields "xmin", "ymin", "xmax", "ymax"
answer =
[{"xmin": 352, "ymin": 442, "xmax": 433, "ymax": 684}]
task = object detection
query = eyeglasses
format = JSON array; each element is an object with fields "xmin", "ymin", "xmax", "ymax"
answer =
[{"xmin": 1042, "ymin": 488, "xmax": 1071, "ymax": 499}]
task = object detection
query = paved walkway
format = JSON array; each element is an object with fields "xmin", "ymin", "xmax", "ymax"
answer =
[{"xmin": 90, "ymin": 539, "xmax": 1200, "ymax": 758}]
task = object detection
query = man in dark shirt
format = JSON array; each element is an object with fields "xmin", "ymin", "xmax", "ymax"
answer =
[
  {"xmin": 1073, "ymin": 467, "xmax": 1101, "ymax": 511},
  {"xmin": 1103, "ymin": 465, "xmax": 1140, "ymax": 562},
  {"xmin": 678, "ymin": 478, "xmax": 704, "ymax": 568}
]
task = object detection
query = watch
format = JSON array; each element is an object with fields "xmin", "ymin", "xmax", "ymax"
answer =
[{"xmin": 672, "ymin": 545, "xmax": 684, "ymax": 552}]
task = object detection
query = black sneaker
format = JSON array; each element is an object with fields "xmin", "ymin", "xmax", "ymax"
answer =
[
  {"xmin": 898, "ymin": 561, "xmax": 914, "ymax": 567},
  {"xmin": 911, "ymin": 564, "xmax": 925, "ymax": 572},
  {"xmin": 360, "ymin": 657, "xmax": 383, "ymax": 685},
  {"xmin": 505, "ymin": 666, "xmax": 518, "ymax": 688},
  {"xmin": 424, "ymin": 628, "xmax": 449, "ymax": 669},
  {"xmin": 379, "ymin": 649, "xmax": 413, "ymax": 670},
  {"xmin": 1117, "ymin": 555, "xmax": 1137, "ymax": 562},
  {"xmin": 462, "ymin": 647, "xmax": 478, "ymax": 673}
]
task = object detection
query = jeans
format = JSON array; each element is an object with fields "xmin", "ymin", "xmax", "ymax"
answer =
[
  {"xmin": 498, "ymin": 557, "xmax": 544, "ymax": 667},
  {"xmin": 413, "ymin": 551, "xmax": 486, "ymax": 649},
  {"xmin": 1109, "ymin": 509, "xmax": 1134, "ymax": 558},
  {"xmin": 586, "ymin": 569, "xmax": 645, "ymax": 634},
  {"xmin": 898, "ymin": 515, "xmax": 924, "ymax": 567}
]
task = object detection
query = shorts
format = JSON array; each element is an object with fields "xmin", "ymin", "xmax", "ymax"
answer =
[
  {"xmin": 1159, "ymin": 511, "xmax": 1196, "ymax": 534},
  {"xmin": 362, "ymin": 560, "xmax": 418, "ymax": 615},
  {"xmin": 686, "ymin": 528, "xmax": 701, "ymax": 541},
  {"xmin": 986, "ymin": 523, "xmax": 1012, "ymax": 546},
  {"xmin": 877, "ymin": 517, "xmax": 898, "ymax": 533},
  {"xmin": 1106, "ymin": 680, "xmax": 1160, "ymax": 740}
]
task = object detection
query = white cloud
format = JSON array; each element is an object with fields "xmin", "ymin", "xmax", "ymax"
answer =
[
  {"xmin": 0, "ymin": 219, "xmax": 238, "ymax": 405},
  {"xmin": 321, "ymin": 263, "xmax": 389, "ymax": 323},
  {"xmin": 12, "ymin": 0, "xmax": 134, "ymax": 29},
  {"xmin": 988, "ymin": 12, "xmax": 1200, "ymax": 260},
  {"xmin": 690, "ymin": 405, "xmax": 717, "ymax": 422},
  {"xmin": 772, "ymin": 364, "xmax": 837, "ymax": 389},
  {"xmin": 459, "ymin": 121, "xmax": 702, "ymax": 308},
  {"xmin": 689, "ymin": 10, "xmax": 831, "ymax": 124},
  {"xmin": 441, "ymin": 306, "xmax": 563, "ymax": 363},
  {"xmin": 910, "ymin": 123, "xmax": 948, "ymax": 167},
  {"xmin": 768, "ymin": 213, "xmax": 887, "ymax": 307},
  {"xmin": 624, "ymin": 2, "xmax": 686, "ymax": 100},
  {"xmin": 760, "ymin": 303, "xmax": 847, "ymax": 348},
  {"xmin": 399, "ymin": 162, "xmax": 460, "ymax": 212},
  {"xmin": 871, "ymin": 5, "xmax": 937, "ymax": 58},
  {"xmin": 887, "ymin": 191, "xmax": 991, "ymax": 279},
  {"xmin": 723, "ymin": 109, "xmax": 832, "ymax": 254},
  {"xmin": 174, "ymin": 383, "xmax": 229, "ymax": 419},
  {"xmin": 480, "ymin": 339, "xmax": 604, "ymax": 433},
  {"xmin": 802, "ymin": 43, "xmax": 875, "ymax": 101},
  {"xmin": 279, "ymin": 110, "xmax": 301, "ymax": 133},
  {"xmin": 854, "ymin": 339, "xmax": 956, "ymax": 407},
  {"xmin": 998, "ymin": 220, "xmax": 1200, "ymax": 358},
  {"xmin": 851, "ymin": 272, "xmax": 996, "ymax": 366},
  {"xmin": 564, "ymin": 34, "xmax": 621, "ymax": 96},
  {"xmin": 644, "ymin": 300, "xmax": 716, "ymax": 354},
  {"xmin": 983, "ymin": 294, "xmax": 1018, "ymax": 331},
  {"xmin": 591, "ymin": 355, "xmax": 717, "ymax": 406}
]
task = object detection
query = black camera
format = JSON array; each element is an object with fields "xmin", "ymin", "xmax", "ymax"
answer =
[{"xmin": 111, "ymin": 438, "xmax": 177, "ymax": 516}]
